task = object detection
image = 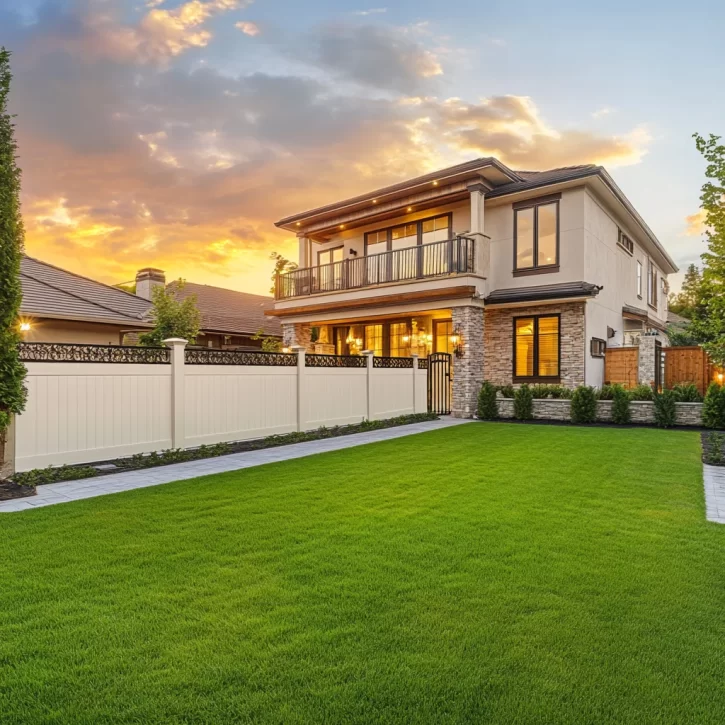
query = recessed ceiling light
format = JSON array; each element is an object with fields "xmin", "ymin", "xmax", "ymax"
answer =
[
  {"xmin": 432, "ymin": 180, "xmax": 439, "ymax": 186},
  {"xmin": 407, "ymin": 207, "xmax": 412, "ymax": 212},
  {"xmin": 339, "ymin": 224, "xmax": 345, "ymax": 229},
  {"xmin": 372, "ymin": 199, "xmax": 377, "ymax": 204}
]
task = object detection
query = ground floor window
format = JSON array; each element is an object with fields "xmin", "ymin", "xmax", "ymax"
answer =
[
  {"xmin": 514, "ymin": 314, "xmax": 560, "ymax": 380},
  {"xmin": 389, "ymin": 322, "xmax": 411, "ymax": 357},
  {"xmin": 331, "ymin": 316, "xmax": 447, "ymax": 357},
  {"xmin": 364, "ymin": 324, "xmax": 384, "ymax": 356},
  {"xmin": 434, "ymin": 319, "xmax": 454, "ymax": 355}
]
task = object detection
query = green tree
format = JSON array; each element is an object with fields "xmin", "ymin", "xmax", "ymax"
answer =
[
  {"xmin": 690, "ymin": 134, "xmax": 725, "ymax": 365},
  {"xmin": 251, "ymin": 329, "xmax": 282, "ymax": 353},
  {"xmin": 0, "ymin": 48, "xmax": 27, "ymax": 436},
  {"xmin": 269, "ymin": 251, "xmax": 297, "ymax": 295},
  {"xmin": 667, "ymin": 263, "xmax": 702, "ymax": 319},
  {"xmin": 139, "ymin": 281, "xmax": 201, "ymax": 346}
]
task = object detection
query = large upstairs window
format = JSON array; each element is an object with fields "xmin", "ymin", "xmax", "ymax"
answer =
[
  {"xmin": 514, "ymin": 315, "xmax": 560, "ymax": 381},
  {"xmin": 514, "ymin": 195, "xmax": 560, "ymax": 275}
]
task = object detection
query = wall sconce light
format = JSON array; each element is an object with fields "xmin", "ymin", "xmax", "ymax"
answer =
[
  {"xmin": 719, "ymin": 372, "xmax": 724, "ymax": 383},
  {"xmin": 451, "ymin": 328, "xmax": 464, "ymax": 358},
  {"xmin": 282, "ymin": 347, "xmax": 291, "ymax": 353},
  {"xmin": 19, "ymin": 321, "xmax": 31, "ymax": 333},
  {"xmin": 349, "ymin": 249, "xmax": 358, "ymax": 257}
]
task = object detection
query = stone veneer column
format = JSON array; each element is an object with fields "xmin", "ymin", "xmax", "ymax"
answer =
[
  {"xmin": 451, "ymin": 305, "xmax": 485, "ymax": 418},
  {"xmin": 282, "ymin": 322, "xmax": 313, "ymax": 351},
  {"xmin": 637, "ymin": 335, "xmax": 657, "ymax": 387}
]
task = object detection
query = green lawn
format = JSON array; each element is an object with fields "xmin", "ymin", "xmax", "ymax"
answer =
[{"xmin": 1, "ymin": 423, "xmax": 723, "ymax": 724}]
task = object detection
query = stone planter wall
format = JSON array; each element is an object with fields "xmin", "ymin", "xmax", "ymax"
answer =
[{"xmin": 493, "ymin": 398, "xmax": 703, "ymax": 426}]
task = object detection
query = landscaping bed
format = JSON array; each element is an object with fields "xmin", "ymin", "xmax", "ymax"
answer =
[
  {"xmin": 702, "ymin": 431, "xmax": 725, "ymax": 465},
  {"xmin": 10, "ymin": 412, "xmax": 438, "ymax": 490}
]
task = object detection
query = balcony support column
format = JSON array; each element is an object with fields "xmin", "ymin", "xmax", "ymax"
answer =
[
  {"xmin": 297, "ymin": 234, "xmax": 311, "ymax": 268},
  {"xmin": 467, "ymin": 181, "xmax": 489, "ymax": 280}
]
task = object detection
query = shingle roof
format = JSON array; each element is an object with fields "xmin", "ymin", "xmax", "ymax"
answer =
[
  {"xmin": 168, "ymin": 281, "xmax": 282, "ymax": 337},
  {"xmin": 486, "ymin": 165, "xmax": 600, "ymax": 199},
  {"xmin": 20, "ymin": 256, "xmax": 152, "ymax": 326},
  {"xmin": 484, "ymin": 281, "xmax": 601, "ymax": 305}
]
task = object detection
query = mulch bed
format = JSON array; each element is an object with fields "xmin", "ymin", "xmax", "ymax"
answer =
[{"xmin": 0, "ymin": 481, "xmax": 37, "ymax": 501}]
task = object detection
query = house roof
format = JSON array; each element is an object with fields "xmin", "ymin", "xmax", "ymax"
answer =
[
  {"xmin": 484, "ymin": 281, "xmax": 602, "ymax": 306},
  {"xmin": 622, "ymin": 304, "xmax": 667, "ymax": 331},
  {"xmin": 20, "ymin": 256, "xmax": 152, "ymax": 327},
  {"xmin": 168, "ymin": 281, "xmax": 282, "ymax": 337},
  {"xmin": 667, "ymin": 310, "xmax": 689, "ymax": 326}
]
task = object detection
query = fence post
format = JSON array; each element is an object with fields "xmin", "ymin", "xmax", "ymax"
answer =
[
  {"xmin": 291, "ymin": 345, "xmax": 306, "ymax": 432},
  {"xmin": 362, "ymin": 350, "xmax": 374, "ymax": 421},
  {"xmin": 163, "ymin": 338, "xmax": 188, "ymax": 450},
  {"xmin": 411, "ymin": 354, "xmax": 419, "ymax": 413},
  {"xmin": 0, "ymin": 416, "xmax": 16, "ymax": 480}
]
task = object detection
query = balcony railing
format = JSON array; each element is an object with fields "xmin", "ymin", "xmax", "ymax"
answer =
[{"xmin": 275, "ymin": 236, "xmax": 475, "ymax": 300}]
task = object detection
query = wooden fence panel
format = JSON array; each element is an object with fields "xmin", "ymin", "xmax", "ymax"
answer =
[
  {"xmin": 664, "ymin": 346, "xmax": 708, "ymax": 393},
  {"xmin": 604, "ymin": 347, "xmax": 639, "ymax": 388}
]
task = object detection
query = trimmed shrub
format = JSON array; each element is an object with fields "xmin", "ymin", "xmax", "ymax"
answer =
[
  {"xmin": 611, "ymin": 385, "xmax": 631, "ymax": 424},
  {"xmin": 628, "ymin": 384, "xmax": 655, "ymax": 401},
  {"xmin": 477, "ymin": 381, "xmax": 499, "ymax": 420},
  {"xmin": 497, "ymin": 384, "xmax": 515, "ymax": 399},
  {"xmin": 530, "ymin": 384, "xmax": 550, "ymax": 399},
  {"xmin": 597, "ymin": 384, "xmax": 616, "ymax": 401},
  {"xmin": 530, "ymin": 384, "xmax": 573, "ymax": 399},
  {"xmin": 570, "ymin": 386, "xmax": 597, "ymax": 424},
  {"xmin": 703, "ymin": 383, "xmax": 725, "ymax": 430},
  {"xmin": 653, "ymin": 389, "xmax": 677, "ymax": 428},
  {"xmin": 513, "ymin": 384, "xmax": 534, "ymax": 420},
  {"xmin": 670, "ymin": 382, "xmax": 703, "ymax": 403}
]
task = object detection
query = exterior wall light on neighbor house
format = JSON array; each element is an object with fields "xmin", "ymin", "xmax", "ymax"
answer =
[{"xmin": 19, "ymin": 321, "xmax": 31, "ymax": 333}]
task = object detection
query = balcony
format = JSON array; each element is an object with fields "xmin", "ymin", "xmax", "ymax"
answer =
[{"xmin": 275, "ymin": 236, "xmax": 475, "ymax": 300}]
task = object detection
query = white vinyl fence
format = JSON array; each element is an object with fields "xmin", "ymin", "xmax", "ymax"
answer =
[{"xmin": 14, "ymin": 340, "xmax": 428, "ymax": 472}]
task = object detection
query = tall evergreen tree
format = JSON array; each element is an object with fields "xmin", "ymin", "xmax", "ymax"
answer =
[
  {"xmin": 668, "ymin": 263, "xmax": 702, "ymax": 319},
  {"xmin": 691, "ymin": 133, "xmax": 725, "ymax": 364},
  {"xmin": 0, "ymin": 48, "xmax": 27, "ymax": 437}
]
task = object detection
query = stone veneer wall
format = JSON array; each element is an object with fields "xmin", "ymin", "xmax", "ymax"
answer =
[
  {"xmin": 496, "ymin": 398, "xmax": 703, "ymax": 426},
  {"xmin": 281, "ymin": 323, "xmax": 313, "ymax": 351},
  {"xmin": 637, "ymin": 336, "xmax": 657, "ymax": 388},
  {"xmin": 484, "ymin": 302, "xmax": 586, "ymax": 388},
  {"xmin": 451, "ymin": 305, "xmax": 485, "ymax": 418}
]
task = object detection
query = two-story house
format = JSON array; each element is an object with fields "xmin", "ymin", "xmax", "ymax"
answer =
[{"xmin": 267, "ymin": 158, "xmax": 677, "ymax": 417}]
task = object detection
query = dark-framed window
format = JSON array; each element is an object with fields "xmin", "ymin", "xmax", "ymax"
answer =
[
  {"xmin": 590, "ymin": 338, "xmax": 606, "ymax": 358},
  {"xmin": 513, "ymin": 195, "xmax": 560, "ymax": 275},
  {"xmin": 647, "ymin": 260, "xmax": 658, "ymax": 309},
  {"xmin": 363, "ymin": 213, "xmax": 452, "ymax": 254},
  {"xmin": 617, "ymin": 229, "xmax": 634, "ymax": 255},
  {"xmin": 513, "ymin": 314, "xmax": 560, "ymax": 381}
]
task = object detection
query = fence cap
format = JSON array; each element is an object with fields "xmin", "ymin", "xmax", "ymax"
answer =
[{"xmin": 162, "ymin": 338, "xmax": 188, "ymax": 346}]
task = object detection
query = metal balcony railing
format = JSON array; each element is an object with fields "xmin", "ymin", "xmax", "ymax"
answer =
[{"xmin": 275, "ymin": 236, "xmax": 475, "ymax": 300}]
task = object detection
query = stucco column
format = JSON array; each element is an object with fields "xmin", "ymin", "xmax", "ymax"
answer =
[
  {"xmin": 451, "ymin": 305, "xmax": 485, "ymax": 418},
  {"xmin": 297, "ymin": 234, "xmax": 310, "ymax": 268},
  {"xmin": 638, "ymin": 335, "xmax": 657, "ymax": 388},
  {"xmin": 282, "ymin": 323, "xmax": 313, "ymax": 352},
  {"xmin": 467, "ymin": 181, "xmax": 490, "ymax": 278}
]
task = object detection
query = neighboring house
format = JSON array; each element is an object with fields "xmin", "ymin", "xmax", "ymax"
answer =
[
  {"xmin": 268, "ymin": 158, "xmax": 677, "ymax": 416},
  {"xmin": 134, "ymin": 269, "xmax": 282, "ymax": 349},
  {"xmin": 19, "ymin": 256, "xmax": 153, "ymax": 344},
  {"xmin": 18, "ymin": 259, "xmax": 281, "ymax": 349}
]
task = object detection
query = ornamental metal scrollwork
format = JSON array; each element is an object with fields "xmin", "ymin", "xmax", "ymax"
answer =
[
  {"xmin": 184, "ymin": 349, "xmax": 298, "ymax": 366},
  {"xmin": 417, "ymin": 358, "xmax": 429, "ymax": 370},
  {"xmin": 306, "ymin": 354, "xmax": 366, "ymax": 368},
  {"xmin": 373, "ymin": 356, "xmax": 414, "ymax": 369},
  {"xmin": 18, "ymin": 342, "xmax": 170, "ymax": 364}
]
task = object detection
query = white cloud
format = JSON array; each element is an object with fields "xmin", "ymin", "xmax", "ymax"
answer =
[
  {"xmin": 353, "ymin": 8, "xmax": 388, "ymax": 16},
  {"xmin": 235, "ymin": 21, "xmax": 260, "ymax": 36},
  {"xmin": 592, "ymin": 106, "xmax": 616, "ymax": 119}
]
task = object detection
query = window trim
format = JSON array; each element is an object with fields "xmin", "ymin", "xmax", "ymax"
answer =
[
  {"xmin": 513, "ymin": 196, "xmax": 561, "ymax": 276},
  {"xmin": 647, "ymin": 259, "xmax": 658, "ymax": 310},
  {"xmin": 512, "ymin": 313, "xmax": 561, "ymax": 383},
  {"xmin": 363, "ymin": 212, "xmax": 453, "ymax": 255},
  {"xmin": 636, "ymin": 260, "xmax": 643, "ymax": 299},
  {"xmin": 590, "ymin": 337, "xmax": 606, "ymax": 358},
  {"xmin": 617, "ymin": 229, "xmax": 634, "ymax": 256}
]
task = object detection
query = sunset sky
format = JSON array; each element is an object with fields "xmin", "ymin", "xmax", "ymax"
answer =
[{"xmin": 2, "ymin": 0, "xmax": 723, "ymax": 294}]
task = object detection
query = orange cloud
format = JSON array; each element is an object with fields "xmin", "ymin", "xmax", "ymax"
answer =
[
  {"xmin": 235, "ymin": 21, "xmax": 260, "ymax": 36},
  {"xmin": 685, "ymin": 209, "xmax": 707, "ymax": 237}
]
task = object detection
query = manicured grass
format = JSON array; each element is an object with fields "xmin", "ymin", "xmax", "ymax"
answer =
[{"xmin": 1, "ymin": 424, "xmax": 723, "ymax": 724}]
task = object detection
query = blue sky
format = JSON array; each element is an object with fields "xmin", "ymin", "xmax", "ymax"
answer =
[{"xmin": 1, "ymin": 0, "xmax": 722, "ymax": 292}]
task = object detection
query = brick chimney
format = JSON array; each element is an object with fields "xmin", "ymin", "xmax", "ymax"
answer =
[{"xmin": 135, "ymin": 268, "xmax": 166, "ymax": 300}]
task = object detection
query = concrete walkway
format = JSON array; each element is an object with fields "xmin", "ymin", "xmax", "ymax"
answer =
[
  {"xmin": 703, "ymin": 463, "xmax": 725, "ymax": 524},
  {"xmin": 0, "ymin": 417, "xmax": 469, "ymax": 513}
]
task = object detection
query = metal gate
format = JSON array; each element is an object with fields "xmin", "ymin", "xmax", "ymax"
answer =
[{"xmin": 428, "ymin": 352, "xmax": 452, "ymax": 414}]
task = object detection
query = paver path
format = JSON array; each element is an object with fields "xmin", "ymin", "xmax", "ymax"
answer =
[
  {"xmin": 703, "ymin": 463, "xmax": 725, "ymax": 524},
  {"xmin": 0, "ymin": 417, "xmax": 469, "ymax": 513}
]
